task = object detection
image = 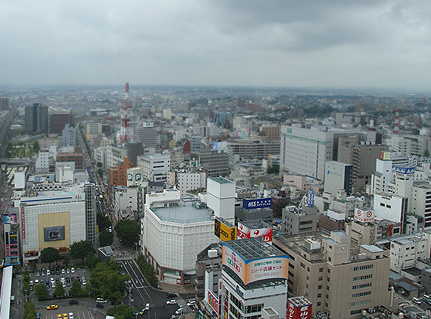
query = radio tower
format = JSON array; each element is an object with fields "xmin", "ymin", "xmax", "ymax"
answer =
[
  {"xmin": 393, "ymin": 108, "xmax": 400, "ymax": 134},
  {"xmin": 118, "ymin": 83, "xmax": 133, "ymax": 145}
]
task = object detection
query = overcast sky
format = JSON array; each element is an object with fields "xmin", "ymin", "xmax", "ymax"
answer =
[{"xmin": 1, "ymin": 0, "xmax": 431, "ymax": 89}]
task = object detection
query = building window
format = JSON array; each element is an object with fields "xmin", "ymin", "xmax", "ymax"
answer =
[
  {"xmin": 353, "ymin": 283, "xmax": 372, "ymax": 290},
  {"xmin": 306, "ymin": 276, "xmax": 309, "ymax": 281},
  {"xmin": 319, "ymin": 268, "xmax": 323, "ymax": 272},
  {"xmin": 317, "ymin": 293, "xmax": 322, "ymax": 298},
  {"xmin": 307, "ymin": 267, "xmax": 310, "ymax": 272},
  {"xmin": 300, "ymin": 262, "xmax": 305, "ymax": 269},
  {"xmin": 318, "ymin": 276, "xmax": 323, "ymax": 281},
  {"xmin": 353, "ymin": 274, "xmax": 372, "ymax": 281},
  {"xmin": 318, "ymin": 285, "xmax": 322, "ymax": 289},
  {"xmin": 352, "ymin": 291, "xmax": 372, "ymax": 298},
  {"xmin": 354, "ymin": 264, "xmax": 373, "ymax": 271}
]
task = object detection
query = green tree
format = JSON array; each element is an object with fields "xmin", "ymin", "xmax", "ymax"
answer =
[
  {"xmin": 97, "ymin": 212, "xmax": 111, "ymax": 231},
  {"xmin": 97, "ymin": 162, "xmax": 102, "ymax": 168},
  {"xmin": 34, "ymin": 284, "xmax": 49, "ymax": 301},
  {"xmin": 63, "ymin": 256, "xmax": 70, "ymax": 268},
  {"xmin": 97, "ymin": 168, "xmax": 103, "ymax": 179},
  {"xmin": 69, "ymin": 279, "xmax": 83, "ymax": 297},
  {"xmin": 99, "ymin": 230, "xmax": 114, "ymax": 247},
  {"xmin": 22, "ymin": 281, "xmax": 31, "ymax": 299},
  {"xmin": 86, "ymin": 255, "xmax": 99, "ymax": 269},
  {"xmin": 33, "ymin": 141, "xmax": 40, "ymax": 152},
  {"xmin": 106, "ymin": 304, "xmax": 137, "ymax": 319},
  {"xmin": 136, "ymin": 255, "xmax": 158, "ymax": 288},
  {"xmin": 29, "ymin": 261, "xmax": 37, "ymax": 273},
  {"xmin": 89, "ymin": 262, "xmax": 130, "ymax": 305},
  {"xmin": 54, "ymin": 281, "xmax": 65, "ymax": 297},
  {"xmin": 267, "ymin": 165, "xmax": 280, "ymax": 174},
  {"xmin": 23, "ymin": 301, "xmax": 37, "ymax": 319},
  {"xmin": 115, "ymin": 220, "xmax": 140, "ymax": 246},
  {"xmin": 425, "ymin": 149, "xmax": 430, "ymax": 157},
  {"xmin": 40, "ymin": 247, "xmax": 60, "ymax": 265},
  {"xmin": 70, "ymin": 240, "xmax": 95, "ymax": 262}
]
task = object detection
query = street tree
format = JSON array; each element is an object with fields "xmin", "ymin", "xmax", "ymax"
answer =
[
  {"xmin": 34, "ymin": 284, "xmax": 49, "ymax": 301},
  {"xmin": 23, "ymin": 301, "xmax": 37, "ymax": 319},
  {"xmin": 70, "ymin": 240, "xmax": 95, "ymax": 262},
  {"xmin": 115, "ymin": 219, "xmax": 140, "ymax": 246},
  {"xmin": 63, "ymin": 256, "xmax": 70, "ymax": 268},
  {"xmin": 89, "ymin": 262, "xmax": 130, "ymax": 305},
  {"xmin": 106, "ymin": 304, "xmax": 137, "ymax": 319},
  {"xmin": 54, "ymin": 281, "xmax": 65, "ymax": 297},
  {"xmin": 40, "ymin": 247, "xmax": 60, "ymax": 265},
  {"xmin": 99, "ymin": 230, "xmax": 113, "ymax": 247},
  {"xmin": 97, "ymin": 212, "xmax": 111, "ymax": 231},
  {"xmin": 69, "ymin": 279, "xmax": 83, "ymax": 297}
]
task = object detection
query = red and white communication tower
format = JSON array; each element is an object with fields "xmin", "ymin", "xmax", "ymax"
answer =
[
  {"xmin": 393, "ymin": 107, "xmax": 400, "ymax": 134},
  {"xmin": 118, "ymin": 82, "xmax": 133, "ymax": 145}
]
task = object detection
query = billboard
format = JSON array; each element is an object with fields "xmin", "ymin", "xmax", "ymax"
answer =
[
  {"xmin": 307, "ymin": 190, "xmax": 315, "ymax": 207},
  {"xmin": 4, "ymin": 213, "xmax": 18, "ymax": 224},
  {"xmin": 237, "ymin": 222, "xmax": 273, "ymax": 244},
  {"xmin": 394, "ymin": 166, "xmax": 415, "ymax": 175},
  {"xmin": 287, "ymin": 297, "xmax": 312, "ymax": 319},
  {"xmin": 21, "ymin": 207, "xmax": 26, "ymax": 241},
  {"xmin": 44, "ymin": 226, "xmax": 65, "ymax": 241},
  {"xmin": 354, "ymin": 209, "xmax": 374, "ymax": 223},
  {"xmin": 207, "ymin": 290, "xmax": 219, "ymax": 315},
  {"xmin": 215, "ymin": 218, "xmax": 237, "ymax": 241},
  {"xmin": 222, "ymin": 243, "xmax": 289, "ymax": 285},
  {"xmin": 243, "ymin": 198, "xmax": 271, "ymax": 210}
]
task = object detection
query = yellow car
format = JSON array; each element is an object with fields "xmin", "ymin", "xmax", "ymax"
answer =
[
  {"xmin": 47, "ymin": 305, "xmax": 59, "ymax": 310},
  {"xmin": 63, "ymin": 313, "xmax": 68, "ymax": 319},
  {"xmin": 57, "ymin": 315, "xmax": 62, "ymax": 319}
]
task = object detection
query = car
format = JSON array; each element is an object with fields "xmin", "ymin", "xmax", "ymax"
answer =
[
  {"xmin": 46, "ymin": 304, "xmax": 59, "ymax": 310},
  {"xmin": 69, "ymin": 313, "xmax": 74, "ymax": 319},
  {"xmin": 413, "ymin": 297, "xmax": 422, "ymax": 304},
  {"xmin": 96, "ymin": 298, "xmax": 108, "ymax": 303},
  {"xmin": 139, "ymin": 309, "xmax": 146, "ymax": 315},
  {"xmin": 167, "ymin": 293, "xmax": 177, "ymax": 298},
  {"xmin": 36, "ymin": 313, "xmax": 41, "ymax": 319},
  {"xmin": 187, "ymin": 301, "xmax": 195, "ymax": 307},
  {"xmin": 145, "ymin": 303, "xmax": 150, "ymax": 310},
  {"xmin": 62, "ymin": 269, "xmax": 65, "ymax": 274},
  {"xmin": 96, "ymin": 303, "xmax": 104, "ymax": 308},
  {"xmin": 57, "ymin": 315, "xmax": 62, "ymax": 319},
  {"xmin": 167, "ymin": 300, "xmax": 177, "ymax": 305},
  {"xmin": 71, "ymin": 267, "xmax": 75, "ymax": 273},
  {"xmin": 175, "ymin": 308, "xmax": 183, "ymax": 315},
  {"xmin": 69, "ymin": 300, "xmax": 79, "ymax": 305},
  {"xmin": 47, "ymin": 269, "xmax": 51, "ymax": 275},
  {"xmin": 66, "ymin": 268, "xmax": 70, "ymax": 274}
]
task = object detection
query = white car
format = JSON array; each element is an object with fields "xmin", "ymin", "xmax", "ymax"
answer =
[
  {"xmin": 412, "ymin": 297, "xmax": 422, "ymax": 305},
  {"xmin": 175, "ymin": 308, "xmax": 183, "ymax": 315},
  {"xmin": 69, "ymin": 312, "xmax": 74, "ymax": 319},
  {"xmin": 71, "ymin": 267, "xmax": 75, "ymax": 273},
  {"xmin": 145, "ymin": 303, "xmax": 150, "ymax": 310},
  {"xmin": 166, "ymin": 300, "xmax": 176, "ymax": 305},
  {"xmin": 96, "ymin": 298, "xmax": 108, "ymax": 303}
]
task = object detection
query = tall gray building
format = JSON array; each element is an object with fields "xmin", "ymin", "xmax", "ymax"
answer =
[
  {"xmin": 84, "ymin": 183, "xmax": 97, "ymax": 245},
  {"xmin": 25, "ymin": 103, "xmax": 48, "ymax": 134},
  {"xmin": 61, "ymin": 124, "xmax": 76, "ymax": 147},
  {"xmin": 199, "ymin": 152, "xmax": 230, "ymax": 177}
]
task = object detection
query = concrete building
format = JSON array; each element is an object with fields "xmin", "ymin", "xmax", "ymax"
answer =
[
  {"xmin": 410, "ymin": 182, "xmax": 431, "ymax": 229},
  {"xmin": 220, "ymin": 239, "xmax": 289, "ymax": 319},
  {"xmin": 94, "ymin": 146, "xmax": 108, "ymax": 170},
  {"xmin": 57, "ymin": 152, "xmax": 84, "ymax": 170},
  {"xmin": 168, "ymin": 170, "xmax": 207, "ymax": 196},
  {"xmin": 261, "ymin": 125, "xmax": 281, "ymax": 140},
  {"xmin": 25, "ymin": 103, "xmax": 48, "ymax": 134},
  {"xmin": 142, "ymin": 190, "xmax": 217, "ymax": 285},
  {"xmin": 373, "ymin": 193, "xmax": 408, "ymax": 229},
  {"xmin": 107, "ymin": 144, "xmax": 128, "ymax": 168},
  {"xmin": 324, "ymin": 161, "xmax": 353, "ymax": 196},
  {"xmin": 274, "ymin": 231, "xmax": 392, "ymax": 319},
  {"xmin": 338, "ymin": 142, "xmax": 388, "ymax": 192},
  {"xmin": 227, "ymin": 139, "xmax": 280, "ymax": 159},
  {"xmin": 134, "ymin": 122, "xmax": 158, "ymax": 147},
  {"xmin": 389, "ymin": 233, "xmax": 431, "ymax": 273},
  {"xmin": 195, "ymin": 243, "xmax": 222, "ymax": 303},
  {"xmin": 138, "ymin": 153, "xmax": 171, "ymax": 183},
  {"xmin": 85, "ymin": 122, "xmax": 102, "ymax": 139},
  {"xmin": 35, "ymin": 150, "xmax": 50, "ymax": 173},
  {"xmin": 61, "ymin": 124, "xmax": 76, "ymax": 147},
  {"xmin": 199, "ymin": 152, "xmax": 230, "ymax": 177},
  {"xmin": 109, "ymin": 156, "xmax": 133, "ymax": 194},
  {"xmin": 18, "ymin": 191, "xmax": 87, "ymax": 265},
  {"xmin": 50, "ymin": 113, "xmax": 72, "ymax": 135},
  {"xmin": 207, "ymin": 177, "xmax": 235, "ymax": 224},
  {"xmin": 280, "ymin": 126, "xmax": 334, "ymax": 180},
  {"xmin": 388, "ymin": 134, "xmax": 431, "ymax": 157},
  {"xmin": 84, "ymin": 183, "xmax": 97, "ymax": 245},
  {"xmin": 281, "ymin": 206, "xmax": 319, "ymax": 235}
]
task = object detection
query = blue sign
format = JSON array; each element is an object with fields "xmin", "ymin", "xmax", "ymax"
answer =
[
  {"xmin": 307, "ymin": 190, "xmax": 315, "ymax": 207},
  {"xmin": 212, "ymin": 141, "xmax": 219, "ymax": 151},
  {"xmin": 394, "ymin": 166, "xmax": 415, "ymax": 175},
  {"xmin": 243, "ymin": 198, "xmax": 272, "ymax": 210}
]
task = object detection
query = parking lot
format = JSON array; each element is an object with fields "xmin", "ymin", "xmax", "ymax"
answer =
[
  {"xmin": 37, "ymin": 305, "xmax": 102, "ymax": 319},
  {"xmin": 28, "ymin": 266, "xmax": 90, "ymax": 299}
]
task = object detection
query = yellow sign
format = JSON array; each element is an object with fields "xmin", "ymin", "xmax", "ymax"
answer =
[{"xmin": 214, "ymin": 218, "xmax": 237, "ymax": 241}]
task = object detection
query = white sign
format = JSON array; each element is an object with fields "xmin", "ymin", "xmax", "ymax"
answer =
[{"xmin": 354, "ymin": 209, "xmax": 374, "ymax": 223}]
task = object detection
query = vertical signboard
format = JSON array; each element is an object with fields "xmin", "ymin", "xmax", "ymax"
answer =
[
  {"xmin": 287, "ymin": 297, "xmax": 312, "ymax": 319},
  {"xmin": 207, "ymin": 290, "xmax": 219, "ymax": 315},
  {"xmin": 215, "ymin": 218, "xmax": 237, "ymax": 241},
  {"xmin": 21, "ymin": 206, "xmax": 26, "ymax": 241},
  {"xmin": 307, "ymin": 190, "xmax": 315, "ymax": 207}
]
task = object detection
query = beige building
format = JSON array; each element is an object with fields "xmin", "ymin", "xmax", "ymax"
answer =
[{"xmin": 274, "ymin": 230, "xmax": 392, "ymax": 319}]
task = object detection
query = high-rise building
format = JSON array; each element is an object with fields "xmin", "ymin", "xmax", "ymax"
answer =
[
  {"xmin": 61, "ymin": 124, "xmax": 76, "ymax": 147},
  {"xmin": 324, "ymin": 161, "xmax": 353, "ymax": 196},
  {"xmin": 25, "ymin": 103, "xmax": 48, "ymax": 134},
  {"xmin": 199, "ymin": 152, "xmax": 230, "ymax": 177},
  {"xmin": 134, "ymin": 122, "xmax": 158, "ymax": 147},
  {"xmin": 84, "ymin": 183, "xmax": 97, "ymax": 245},
  {"xmin": 0, "ymin": 97, "xmax": 10, "ymax": 111},
  {"xmin": 50, "ymin": 113, "xmax": 72, "ymax": 135}
]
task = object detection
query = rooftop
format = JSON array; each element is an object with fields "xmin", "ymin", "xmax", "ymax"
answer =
[
  {"xmin": 223, "ymin": 238, "xmax": 288, "ymax": 261},
  {"xmin": 211, "ymin": 177, "xmax": 232, "ymax": 184},
  {"xmin": 361, "ymin": 245, "xmax": 384, "ymax": 253},
  {"xmin": 151, "ymin": 200, "xmax": 213, "ymax": 224}
]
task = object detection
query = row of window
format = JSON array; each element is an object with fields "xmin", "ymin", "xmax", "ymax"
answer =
[
  {"xmin": 352, "ymin": 282, "xmax": 372, "ymax": 290},
  {"xmin": 351, "ymin": 299, "xmax": 371, "ymax": 307},
  {"xmin": 352, "ymin": 291, "xmax": 371, "ymax": 298},
  {"xmin": 353, "ymin": 274, "xmax": 372, "ymax": 281},
  {"xmin": 354, "ymin": 264, "xmax": 373, "ymax": 271}
]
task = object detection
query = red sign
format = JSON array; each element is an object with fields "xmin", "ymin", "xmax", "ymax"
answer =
[
  {"xmin": 354, "ymin": 209, "xmax": 374, "ymax": 223},
  {"xmin": 237, "ymin": 222, "xmax": 273, "ymax": 244},
  {"xmin": 21, "ymin": 207, "xmax": 26, "ymax": 241},
  {"xmin": 287, "ymin": 299, "xmax": 312, "ymax": 319},
  {"xmin": 207, "ymin": 290, "xmax": 219, "ymax": 315}
]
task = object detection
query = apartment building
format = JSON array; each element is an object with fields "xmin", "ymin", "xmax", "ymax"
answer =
[{"xmin": 274, "ymin": 230, "xmax": 392, "ymax": 319}]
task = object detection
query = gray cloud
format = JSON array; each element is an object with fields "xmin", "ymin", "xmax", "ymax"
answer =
[{"xmin": 1, "ymin": 0, "xmax": 431, "ymax": 89}]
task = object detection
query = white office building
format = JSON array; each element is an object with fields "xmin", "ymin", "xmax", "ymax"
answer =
[
  {"xmin": 18, "ymin": 191, "xmax": 86, "ymax": 265},
  {"xmin": 389, "ymin": 233, "xmax": 431, "ymax": 273},
  {"xmin": 138, "ymin": 153, "xmax": 171, "ymax": 183},
  {"xmin": 141, "ymin": 189, "xmax": 217, "ymax": 285}
]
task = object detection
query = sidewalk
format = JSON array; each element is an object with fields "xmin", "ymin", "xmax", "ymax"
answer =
[{"xmin": 159, "ymin": 282, "xmax": 195, "ymax": 294}]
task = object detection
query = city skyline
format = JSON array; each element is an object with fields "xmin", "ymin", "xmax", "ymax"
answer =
[{"xmin": 1, "ymin": 0, "xmax": 431, "ymax": 90}]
